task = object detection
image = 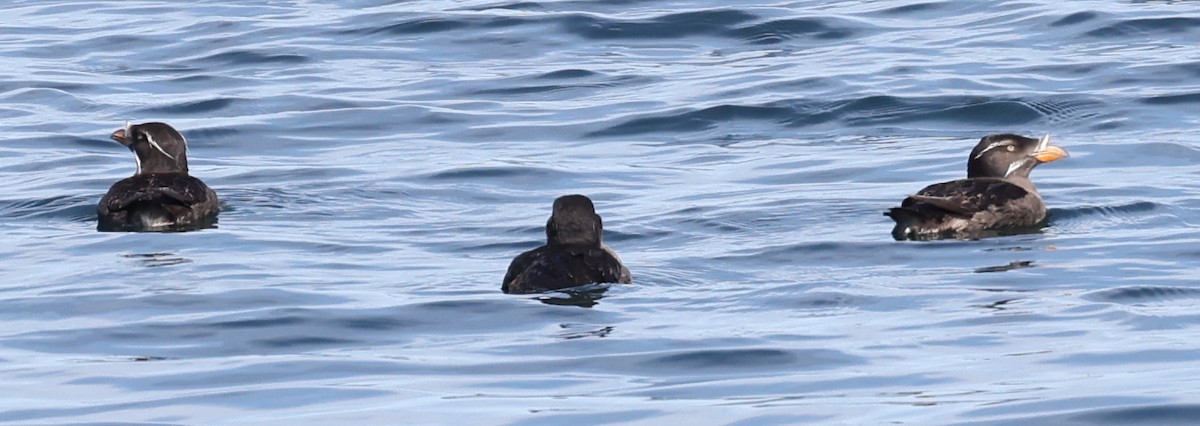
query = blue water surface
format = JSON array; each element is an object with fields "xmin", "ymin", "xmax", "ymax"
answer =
[{"xmin": 2, "ymin": 0, "xmax": 1200, "ymax": 424}]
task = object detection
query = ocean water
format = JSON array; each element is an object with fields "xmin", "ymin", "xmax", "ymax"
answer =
[{"xmin": 2, "ymin": 0, "xmax": 1200, "ymax": 424}]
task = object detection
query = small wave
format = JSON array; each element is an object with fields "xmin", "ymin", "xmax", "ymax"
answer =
[
  {"xmin": 214, "ymin": 314, "xmax": 308, "ymax": 329},
  {"xmin": 217, "ymin": 187, "xmax": 366, "ymax": 220},
  {"xmin": 334, "ymin": 315, "xmax": 418, "ymax": 331},
  {"xmin": 537, "ymin": 69, "xmax": 600, "ymax": 79},
  {"xmin": 776, "ymin": 290, "xmax": 872, "ymax": 311},
  {"xmin": 1071, "ymin": 403, "xmax": 1200, "ymax": 424},
  {"xmin": 338, "ymin": 13, "xmax": 535, "ymax": 37},
  {"xmin": 824, "ymin": 95, "xmax": 1046, "ymax": 126},
  {"xmin": 110, "ymin": 64, "xmax": 199, "ymax": 78},
  {"xmin": 679, "ymin": 216, "xmax": 748, "ymax": 233},
  {"xmin": 1141, "ymin": 92, "xmax": 1200, "ymax": 106},
  {"xmin": 586, "ymin": 103, "xmax": 793, "ymax": 137},
  {"xmin": 470, "ymin": 237, "xmax": 544, "ymax": 252},
  {"xmin": 730, "ymin": 17, "xmax": 859, "ymax": 45},
  {"xmin": 877, "ymin": 2, "xmax": 946, "ymax": 15},
  {"xmin": 909, "ymin": 100, "xmax": 1041, "ymax": 126},
  {"xmin": 558, "ymin": 10, "xmax": 864, "ymax": 44},
  {"xmin": 1024, "ymin": 99, "xmax": 1108, "ymax": 123},
  {"xmin": 458, "ymin": 2, "xmax": 546, "ymax": 12},
  {"xmin": 0, "ymin": 195, "xmax": 97, "ymax": 222},
  {"xmin": 164, "ymin": 74, "xmax": 218, "ymax": 84},
  {"xmin": 191, "ymin": 50, "xmax": 308, "ymax": 66},
  {"xmin": 79, "ymin": 34, "xmax": 162, "ymax": 55},
  {"xmin": 137, "ymin": 98, "xmax": 238, "ymax": 115},
  {"xmin": 366, "ymin": 17, "xmax": 471, "ymax": 35},
  {"xmin": 587, "ymin": 95, "xmax": 1092, "ymax": 137},
  {"xmin": 561, "ymin": 10, "xmax": 758, "ymax": 40},
  {"xmin": 716, "ymin": 241, "xmax": 892, "ymax": 264},
  {"xmin": 1048, "ymin": 201, "xmax": 1159, "ymax": 222},
  {"xmin": 0, "ymin": 80, "xmax": 88, "ymax": 96},
  {"xmin": 256, "ymin": 336, "xmax": 358, "ymax": 348},
  {"xmin": 640, "ymin": 348, "xmax": 797, "ymax": 370},
  {"xmin": 631, "ymin": 347, "xmax": 866, "ymax": 375},
  {"xmin": 959, "ymin": 401, "xmax": 1200, "ymax": 425},
  {"xmin": 471, "ymin": 83, "xmax": 602, "ymax": 96},
  {"xmin": 585, "ymin": 111, "xmax": 711, "ymax": 137},
  {"xmin": 1050, "ymin": 11, "xmax": 1102, "ymax": 27},
  {"xmin": 601, "ymin": 228, "xmax": 654, "ymax": 244},
  {"xmin": 340, "ymin": 9, "xmax": 862, "ymax": 47},
  {"xmin": 1085, "ymin": 17, "xmax": 1200, "ymax": 38},
  {"xmin": 222, "ymin": 167, "xmax": 363, "ymax": 186},
  {"xmin": 423, "ymin": 165, "xmax": 573, "ymax": 182},
  {"xmin": 0, "ymin": 87, "xmax": 96, "ymax": 112},
  {"xmin": 1086, "ymin": 286, "xmax": 1200, "ymax": 303}
]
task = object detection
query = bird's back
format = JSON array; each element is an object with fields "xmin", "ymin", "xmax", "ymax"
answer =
[
  {"xmin": 503, "ymin": 244, "xmax": 631, "ymax": 294},
  {"xmin": 886, "ymin": 178, "xmax": 1044, "ymax": 240},
  {"xmin": 98, "ymin": 173, "xmax": 218, "ymax": 231}
]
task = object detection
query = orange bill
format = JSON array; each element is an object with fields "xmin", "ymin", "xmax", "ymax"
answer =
[{"xmin": 1034, "ymin": 145, "xmax": 1069, "ymax": 163}]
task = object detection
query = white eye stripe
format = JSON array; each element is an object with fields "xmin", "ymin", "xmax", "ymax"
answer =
[
  {"xmin": 979, "ymin": 143, "xmax": 1000, "ymax": 157},
  {"xmin": 142, "ymin": 131, "xmax": 176, "ymax": 161},
  {"xmin": 974, "ymin": 140, "xmax": 1012, "ymax": 160}
]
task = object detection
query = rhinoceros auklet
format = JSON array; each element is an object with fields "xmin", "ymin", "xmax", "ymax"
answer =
[
  {"xmin": 502, "ymin": 194, "xmax": 632, "ymax": 294},
  {"xmin": 97, "ymin": 122, "xmax": 219, "ymax": 232},
  {"xmin": 885, "ymin": 134, "xmax": 1068, "ymax": 241}
]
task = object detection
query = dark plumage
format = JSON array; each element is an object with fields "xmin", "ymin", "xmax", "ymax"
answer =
[
  {"xmin": 97, "ymin": 122, "xmax": 219, "ymax": 232},
  {"xmin": 885, "ymin": 134, "xmax": 1068, "ymax": 240},
  {"xmin": 502, "ymin": 194, "xmax": 632, "ymax": 294}
]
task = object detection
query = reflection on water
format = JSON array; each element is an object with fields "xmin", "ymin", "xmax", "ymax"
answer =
[
  {"xmin": 533, "ymin": 284, "xmax": 612, "ymax": 308},
  {"xmin": 975, "ymin": 260, "xmax": 1035, "ymax": 273},
  {"xmin": 122, "ymin": 252, "xmax": 194, "ymax": 268}
]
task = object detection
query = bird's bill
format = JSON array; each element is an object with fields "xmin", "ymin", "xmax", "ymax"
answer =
[
  {"xmin": 1032, "ymin": 134, "xmax": 1069, "ymax": 163},
  {"xmin": 110, "ymin": 122, "xmax": 133, "ymax": 146}
]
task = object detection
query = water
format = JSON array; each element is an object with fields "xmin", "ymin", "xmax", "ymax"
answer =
[{"xmin": 2, "ymin": 0, "xmax": 1200, "ymax": 424}]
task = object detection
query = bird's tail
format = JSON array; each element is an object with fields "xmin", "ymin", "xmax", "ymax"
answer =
[{"xmin": 884, "ymin": 207, "xmax": 926, "ymax": 241}]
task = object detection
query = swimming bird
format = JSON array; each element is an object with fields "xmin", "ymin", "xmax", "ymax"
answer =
[
  {"xmin": 885, "ymin": 134, "xmax": 1068, "ymax": 241},
  {"xmin": 503, "ymin": 194, "xmax": 632, "ymax": 294},
  {"xmin": 97, "ymin": 122, "xmax": 219, "ymax": 232}
]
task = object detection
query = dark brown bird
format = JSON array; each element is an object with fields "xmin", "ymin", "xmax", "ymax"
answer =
[
  {"xmin": 885, "ymin": 134, "xmax": 1068, "ymax": 240},
  {"xmin": 97, "ymin": 122, "xmax": 219, "ymax": 232},
  {"xmin": 503, "ymin": 194, "xmax": 632, "ymax": 294}
]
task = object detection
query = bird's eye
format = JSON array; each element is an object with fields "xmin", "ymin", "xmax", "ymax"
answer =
[{"xmin": 1006, "ymin": 145, "xmax": 1015, "ymax": 152}]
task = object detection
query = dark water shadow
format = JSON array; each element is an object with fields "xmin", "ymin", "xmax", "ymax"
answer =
[
  {"xmin": 975, "ymin": 260, "xmax": 1034, "ymax": 273},
  {"xmin": 1085, "ymin": 16, "xmax": 1200, "ymax": 38},
  {"xmin": 533, "ymin": 283, "xmax": 612, "ymax": 308},
  {"xmin": 954, "ymin": 398, "xmax": 1187, "ymax": 425},
  {"xmin": 122, "ymin": 252, "xmax": 193, "ymax": 268},
  {"xmin": 1085, "ymin": 286, "xmax": 1200, "ymax": 304}
]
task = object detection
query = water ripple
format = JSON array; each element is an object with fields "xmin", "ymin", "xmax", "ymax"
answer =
[
  {"xmin": 1086, "ymin": 17, "xmax": 1200, "ymax": 38},
  {"xmin": 2, "ymin": 0, "xmax": 1200, "ymax": 424}
]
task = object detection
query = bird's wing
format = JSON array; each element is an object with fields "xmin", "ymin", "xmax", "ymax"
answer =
[
  {"xmin": 903, "ymin": 178, "xmax": 1031, "ymax": 216},
  {"xmin": 104, "ymin": 174, "xmax": 211, "ymax": 212}
]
